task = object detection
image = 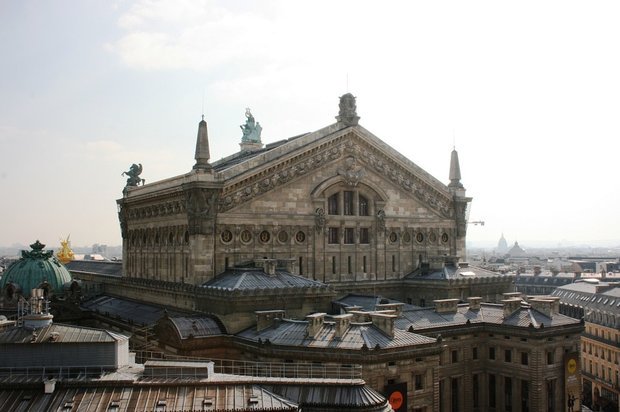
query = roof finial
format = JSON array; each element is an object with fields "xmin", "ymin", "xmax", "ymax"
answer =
[
  {"xmin": 336, "ymin": 93, "xmax": 359, "ymax": 126},
  {"xmin": 193, "ymin": 116, "xmax": 212, "ymax": 172},
  {"xmin": 448, "ymin": 147, "xmax": 464, "ymax": 191}
]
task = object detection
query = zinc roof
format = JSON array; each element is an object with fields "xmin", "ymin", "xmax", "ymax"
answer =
[
  {"xmin": 396, "ymin": 303, "xmax": 580, "ymax": 331},
  {"xmin": 65, "ymin": 260, "xmax": 122, "ymax": 277},
  {"xmin": 81, "ymin": 295, "xmax": 185, "ymax": 326},
  {"xmin": 203, "ymin": 268, "xmax": 329, "ymax": 291},
  {"xmin": 237, "ymin": 319, "xmax": 435, "ymax": 350},
  {"xmin": 405, "ymin": 264, "xmax": 504, "ymax": 280},
  {"xmin": 169, "ymin": 316, "xmax": 225, "ymax": 339},
  {"xmin": 0, "ymin": 323, "xmax": 125, "ymax": 344}
]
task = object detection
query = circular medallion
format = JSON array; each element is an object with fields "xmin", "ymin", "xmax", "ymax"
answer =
[
  {"xmin": 277, "ymin": 230, "xmax": 289, "ymax": 243},
  {"xmin": 295, "ymin": 231, "xmax": 306, "ymax": 243},
  {"xmin": 240, "ymin": 230, "xmax": 252, "ymax": 243},
  {"xmin": 221, "ymin": 230, "xmax": 233, "ymax": 244},
  {"xmin": 441, "ymin": 233, "xmax": 449, "ymax": 243},
  {"xmin": 402, "ymin": 231, "xmax": 411, "ymax": 244},
  {"xmin": 389, "ymin": 232, "xmax": 398, "ymax": 243},
  {"xmin": 259, "ymin": 230, "xmax": 271, "ymax": 243},
  {"xmin": 416, "ymin": 232, "xmax": 424, "ymax": 243}
]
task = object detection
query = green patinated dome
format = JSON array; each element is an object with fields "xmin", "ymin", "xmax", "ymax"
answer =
[{"xmin": 0, "ymin": 240, "xmax": 73, "ymax": 300}]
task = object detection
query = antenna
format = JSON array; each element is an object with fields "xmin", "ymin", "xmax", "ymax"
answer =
[
  {"xmin": 452, "ymin": 128, "xmax": 456, "ymax": 150},
  {"xmin": 202, "ymin": 88, "xmax": 205, "ymax": 120},
  {"xmin": 346, "ymin": 73, "xmax": 349, "ymax": 92}
]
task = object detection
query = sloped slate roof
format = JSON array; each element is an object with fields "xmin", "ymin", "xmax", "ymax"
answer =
[
  {"xmin": 553, "ymin": 282, "xmax": 620, "ymax": 312},
  {"xmin": 262, "ymin": 383, "xmax": 391, "ymax": 411},
  {"xmin": 0, "ymin": 384, "xmax": 299, "ymax": 412},
  {"xmin": 238, "ymin": 319, "xmax": 435, "ymax": 350},
  {"xmin": 203, "ymin": 268, "xmax": 330, "ymax": 291},
  {"xmin": 0, "ymin": 323, "xmax": 125, "ymax": 344},
  {"xmin": 65, "ymin": 260, "xmax": 123, "ymax": 277},
  {"xmin": 334, "ymin": 294, "xmax": 421, "ymax": 311},
  {"xmin": 396, "ymin": 303, "xmax": 579, "ymax": 331},
  {"xmin": 81, "ymin": 295, "xmax": 186, "ymax": 326},
  {"xmin": 405, "ymin": 264, "xmax": 503, "ymax": 280}
]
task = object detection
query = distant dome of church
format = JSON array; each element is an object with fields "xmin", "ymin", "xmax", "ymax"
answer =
[
  {"xmin": 507, "ymin": 241, "xmax": 526, "ymax": 257},
  {"xmin": 497, "ymin": 233, "xmax": 508, "ymax": 253},
  {"xmin": 0, "ymin": 240, "xmax": 73, "ymax": 301}
]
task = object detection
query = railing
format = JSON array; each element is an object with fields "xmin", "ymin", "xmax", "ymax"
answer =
[
  {"xmin": 133, "ymin": 350, "xmax": 363, "ymax": 380},
  {"xmin": 0, "ymin": 366, "xmax": 114, "ymax": 380}
]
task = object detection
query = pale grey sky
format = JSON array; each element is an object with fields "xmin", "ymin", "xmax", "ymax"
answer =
[{"xmin": 1, "ymin": 0, "xmax": 619, "ymax": 249}]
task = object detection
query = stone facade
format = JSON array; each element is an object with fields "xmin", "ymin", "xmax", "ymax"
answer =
[{"xmin": 117, "ymin": 95, "xmax": 471, "ymax": 291}]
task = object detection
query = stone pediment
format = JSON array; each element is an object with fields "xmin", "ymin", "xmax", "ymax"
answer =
[{"xmin": 218, "ymin": 124, "xmax": 454, "ymax": 218}]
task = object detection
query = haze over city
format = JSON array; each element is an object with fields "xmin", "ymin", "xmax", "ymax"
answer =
[{"xmin": 1, "ymin": 0, "xmax": 619, "ymax": 249}]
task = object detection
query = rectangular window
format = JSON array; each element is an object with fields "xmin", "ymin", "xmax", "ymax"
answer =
[
  {"xmin": 415, "ymin": 373, "xmax": 424, "ymax": 390},
  {"xmin": 472, "ymin": 347, "xmax": 478, "ymax": 360},
  {"xmin": 505, "ymin": 349, "xmax": 512, "ymax": 363},
  {"xmin": 547, "ymin": 351, "xmax": 554, "ymax": 365},
  {"xmin": 489, "ymin": 374, "xmax": 496, "ymax": 408},
  {"xmin": 451, "ymin": 378, "xmax": 459, "ymax": 412},
  {"xmin": 521, "ymin": 352, "xmax": 528, "ymax": 365},
  {"xmin": 362, "ymin": 255, "xmax": 367, "ymax": 272},
  {"xmin": 546, "ymin": 379, "xmax": 555, "ymax": 412},
  {"xmin": 360, "ymin": 227, "xmax": 369, "ymax": 244},
  {"xmin": 392, "ymin": 255, "xmax": 396, "ymax": 272},
  {"xmin": 328, "ymin": 193, "xmax": 339, "ymax": 215},
  {"xmin": 344, "ymin": 227, "xmax": 355, "ymax": 244},
  {"xmin": 299, "ymin": 257, "xmax": 303, "ymax": 276},
  {"xmin": 331, "ymin": 256, "xmax": 336, "ymax": 275},
  {"xmin": 343, "ymin": 191, "xmax": 354, "ymax": 215},
  {"xmin": 489, "ymin": 347, "xmax": 496, "ymax": 360},
  {"xmin": 505, "ymin": 376, "xmax": 512, "ymax": 412},
  {"xmin": 521, "ymin": 380, "xmax": 529, "ymax": 412},
  {"xmin": 328, "ymin": 227, "xmax": 339, "ymax": 244},
  {"xmin": 473, "ymin": 374, "xmax": 480, "ymax": 408},
  {"xmin": 347, "ymin": 256, "xmax": 352, "ymax": 274},
  {"xmin": 359, "ymin": 195, "xmax": 369, "ymax": 216},
  {"xmin": 451, "ymin": 350, "xmax": 458, "ymax": 363}
]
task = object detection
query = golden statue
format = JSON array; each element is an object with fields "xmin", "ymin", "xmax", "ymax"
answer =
[{"xmin": 56, "ymin": 235, "xmax": 75, "ymax": 264}]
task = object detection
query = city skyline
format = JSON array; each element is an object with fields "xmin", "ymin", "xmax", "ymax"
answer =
[{"xmin": 1, "ymin": 1, "xmax": 620, "ymax": 247}]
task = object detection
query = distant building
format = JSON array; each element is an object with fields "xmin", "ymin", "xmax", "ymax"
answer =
[
  {"xmin": 497, "ymin": 233, "xmax": 508, "ymax": 254},
  {"xmin": 553, "ymin": 281, "xmax": 620, "ymax": 411}
]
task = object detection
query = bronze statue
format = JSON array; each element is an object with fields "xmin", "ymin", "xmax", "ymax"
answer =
[{"xmin": 122, "ymin": 163, "xmax": 145, "ymax": 187}]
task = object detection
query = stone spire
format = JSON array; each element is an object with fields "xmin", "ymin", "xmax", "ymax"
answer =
[
  {"xmin": 448, "ymin": 148, "xmax": 464, "ymax": 190},
  {"xmin": 336, "ymin": 93, "xmax": 360, "ymax": 126},
  {"xmin": 193, "ymin": 116, "xmax": 212, "ymax": 171}
]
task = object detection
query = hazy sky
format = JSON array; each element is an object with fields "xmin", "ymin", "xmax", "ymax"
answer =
[{"xmin": 1, "ymin": 0, "xmax": 619, "ymax": 249}]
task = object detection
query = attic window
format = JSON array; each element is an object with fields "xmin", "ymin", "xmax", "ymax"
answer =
[{"xmin": 249, "ymin": 396, "xmax": 259, "ymax": 404}]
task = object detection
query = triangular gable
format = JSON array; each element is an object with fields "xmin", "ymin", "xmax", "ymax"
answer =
[{"xmin": 217, "ymin": 123, "xmax": 454, "ymax": 218}]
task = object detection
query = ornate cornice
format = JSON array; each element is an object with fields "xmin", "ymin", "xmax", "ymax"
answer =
[{"xmin": 219, "ymin": 132, "xmax": 455, "ymax": 218}]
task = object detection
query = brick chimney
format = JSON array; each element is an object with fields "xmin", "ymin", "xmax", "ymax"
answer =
[
  {"xmin": 305, "ymin": 313, "xmax": 326, "ymax": 338},
  {"xmin": 369, "ymin": 312, "xmax": 396, "ymax": 339},
  {"xmin": 332, "ymin": 314, "xmax": 353, "ymax": 339},
  {"xmin": 502, "ymin": 298, "xmax": 522, "ymax": 318},
  {"xmin": 375, "ymin": 302, "xmax": 404, "ymax": 316},
  {"xmin": 255, "ymin": 310, "xmax": 285, "ymax": 332},
  {"xmin": 434, "ymin": 299, "xmax": 459, "ymax": 314},
  {"xmin": 348, "ymin": 310, "xmax": 370, "ymax": 323},
  {"xmin": 467, "ymin": 297, "xmax": 482, "ymax": 311},
  {"xmin": 529, "ymin": 298, "xmax": 554, "ymax": 318}
]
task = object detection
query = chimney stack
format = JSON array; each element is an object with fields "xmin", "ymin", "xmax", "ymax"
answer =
[
  {"xmin": 255, "ymin": 310, "xmax": 285, "ymax": 332},
  {"xmin": 332, "ymin": 314, "xmax": 353, "ymax": 339},
  {"xmin": 375, "ymin": 302, "xmax": 404, "ymax": 316},
  {"xmin": 533, "ymin": 266, "xmax": 541, "ymax": 276},
  {"xmin": 369, "ymin": 313, "xmax": 396, "ymax": 339},
  {"xmin": 529, "ymin": 298, "xmax": 554, "ymax": 318},
  {"xmin": 467, "ymin": 297, "xmax": 482, "ymax": 311},
  {"xmin": 305, "ymin": 313, "xmax": 326, "ymax": 338},
  {"xmin": 502, "ymin": 298, "xmax": 522, "ymax": 318},
  {"xmin": 434, "ymin": 299, "xmax": 459, "ymax": 314}
]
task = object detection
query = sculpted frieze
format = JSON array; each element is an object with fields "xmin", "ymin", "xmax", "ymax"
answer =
[{"xmin": 219, "ymin": 134, "xmax": 454, "ymax": 218}]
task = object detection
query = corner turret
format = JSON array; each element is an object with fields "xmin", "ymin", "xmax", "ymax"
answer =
[{"xmin": 448, "ymin": 147, "xmax": 465, "ymax": 195}]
